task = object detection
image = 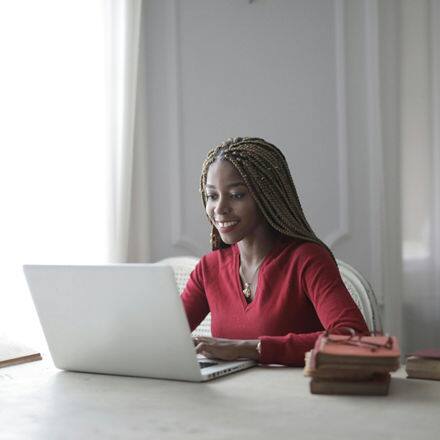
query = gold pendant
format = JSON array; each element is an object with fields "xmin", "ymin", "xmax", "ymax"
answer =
[{"xmin": 243, "ymin": 283, "xmax": 252, "ymax": 299}]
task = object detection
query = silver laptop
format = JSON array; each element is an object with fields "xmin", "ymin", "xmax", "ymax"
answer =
[{"xmin": 23, "ymin": 264, "xmax": 256, "ymax": 382}]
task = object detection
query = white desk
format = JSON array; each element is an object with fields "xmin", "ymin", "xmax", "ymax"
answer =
[{"xmin": 1, "ymin": 357, "xmax": 439, "ymax": 440}]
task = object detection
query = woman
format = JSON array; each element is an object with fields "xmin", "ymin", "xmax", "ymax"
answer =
[{"xmin": 181, "ymin": 137, "xmax": 368, "ymax": 366}]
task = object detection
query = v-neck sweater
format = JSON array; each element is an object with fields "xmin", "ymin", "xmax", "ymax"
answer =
[{"xmin": 181, "ymin": 238, "xmax": 369, "ymax": 366}]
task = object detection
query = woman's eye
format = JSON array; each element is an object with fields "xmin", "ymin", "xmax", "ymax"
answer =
[
  {"xmin": 205, "ymin": 193, "xmax": 244, "ymax": 200},
  {"xmin": 231, "ymin": 193, "xmax": 244, "ymax": 199}
]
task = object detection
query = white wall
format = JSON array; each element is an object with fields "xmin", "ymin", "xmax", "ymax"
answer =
[
  {"xmin": 142, "ymin": 0, "xmax": 417, "ymax": 343},
  {"xmin": 400, "ymin": 0, "xmax": 440, "ymax": 352}
]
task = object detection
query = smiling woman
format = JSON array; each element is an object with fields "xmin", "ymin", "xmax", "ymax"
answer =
[
  {"xmin": 181, "ymin": 137, "xmax": 369, "ymax": 366},
  {"xmin": 205, "ymin": 161, "xmax": 266, "ymax": 248}
]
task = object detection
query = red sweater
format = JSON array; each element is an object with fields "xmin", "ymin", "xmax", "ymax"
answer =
[{"xmin": 181, "ymin": 238, "xmax": 369, "ymax": 366}]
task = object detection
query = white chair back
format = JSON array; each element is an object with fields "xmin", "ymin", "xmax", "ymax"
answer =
[
  {"xmin": 156, "ymin": 257, "xmax": 199, "ymax": 294},
  {"xmin": 336, "ymin": 259, "xmax": 383, "ymax": 334},
  {"xmin": 155, "ymin": 256, "xmax": 211, "ymax": 336}
]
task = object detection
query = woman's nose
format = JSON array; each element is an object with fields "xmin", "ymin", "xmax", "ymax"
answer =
[{"xmin": 214, "ymin": 196, "xmax": 232, "ymax": 215}]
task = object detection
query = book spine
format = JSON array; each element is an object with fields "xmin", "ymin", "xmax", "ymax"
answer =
[{"xmin": 406, "ymin": 370, "xmax": 440, "ymax": 380}]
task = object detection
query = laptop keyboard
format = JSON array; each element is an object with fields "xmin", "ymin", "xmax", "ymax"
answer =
[{"xmin": 198, "ymin": 361, "xmax": 218, "ymax": 369}]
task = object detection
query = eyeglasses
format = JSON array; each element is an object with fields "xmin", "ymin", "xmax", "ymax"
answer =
[{"xmin": 323, "ymin": 327, "xmax": 394, "ymax": 352}]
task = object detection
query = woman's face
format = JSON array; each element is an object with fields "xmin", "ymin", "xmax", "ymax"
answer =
[{"xmin": 205, "ymin": 159, "xmax": 268, "ymax": 245}]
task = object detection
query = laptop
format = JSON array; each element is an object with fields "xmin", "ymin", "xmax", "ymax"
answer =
[{"xmin": 23, "ymin": 264, "xmax": 256, "ymax": 382}]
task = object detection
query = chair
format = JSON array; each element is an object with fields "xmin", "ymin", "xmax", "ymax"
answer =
[
  {"xmin": 157, "ymin": 256, "xmax": 383, "ymax": 337},
  {"xmin": 335, "ymin": 259, "xmax": 383, "ymax": 334},
  {"xmin": 155, "ymin": 256, "xmax": 211, "ymax": 336},
  {"xmin": 156, "ymin": 256, "xmax": 200, "ymax": 293}
]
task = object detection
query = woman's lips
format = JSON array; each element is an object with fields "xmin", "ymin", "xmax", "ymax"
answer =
[{"xmin": 216, "ymin": 220, "xmax": 239, "ymax": 233}]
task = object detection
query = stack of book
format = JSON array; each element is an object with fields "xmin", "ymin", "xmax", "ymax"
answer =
[
  {"xmin": 304, "ymin": 332, "xmax": 400, "ymax": 395},
  {"xmin": 406, "ymin": 348, "xmax": 440, "ymax": 381}
]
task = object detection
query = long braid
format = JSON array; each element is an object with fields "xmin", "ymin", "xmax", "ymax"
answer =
[{"xmin": 200, "ymin": 137, "xmax": 336, "ymax": 261}]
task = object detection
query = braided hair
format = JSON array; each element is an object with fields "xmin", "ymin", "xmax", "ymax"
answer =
[{"xmin": 200, "ymin": 136, "xmax": 335, "ymax": 260}]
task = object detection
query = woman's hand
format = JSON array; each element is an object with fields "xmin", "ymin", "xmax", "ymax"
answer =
[{"xmin": 193, "ymin": 336, "xmax": 260, "ymax": 361}]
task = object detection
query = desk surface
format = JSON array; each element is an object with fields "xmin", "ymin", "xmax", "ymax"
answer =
[{"xmin": 1, "ymin": 357, "xmax": 439, "ymax": 440}]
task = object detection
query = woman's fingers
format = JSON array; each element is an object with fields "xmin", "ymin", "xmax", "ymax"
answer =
[
  {"xmin": 195, "ymin": 341, "xmax": 217, "ymax": 359},
  {"xmin": 193, "ymin": 336, "xmax": 218, "ymax": 350},
  {"xmin": 195, "ymin": 341, "xmax": 239, "ymax": 361},
  {"xmin": 194, "ymin": 336, "xmax": 213, "ymax": 343},
  {"xmin": 193, "ymin": 337, "xmax": 243, "ymax": 361},
  {"xmin": 195, "ymin": 341, "xmax": 210, "ymax": 353},
  {"xmin": 193, "ymin": 337, "xmax": 215, "ymax": 357}
]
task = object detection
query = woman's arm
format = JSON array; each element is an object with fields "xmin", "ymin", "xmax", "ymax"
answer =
[{"xmin": 258, "ymin": 245, "xmax": 369, "ymax": 366}]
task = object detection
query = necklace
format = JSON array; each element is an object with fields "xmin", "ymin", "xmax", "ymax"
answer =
[{"xmin": 239, "ymin": 257, "xmax": 266, "ymax": 301}]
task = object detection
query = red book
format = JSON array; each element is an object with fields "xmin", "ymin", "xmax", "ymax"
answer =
[
  {"xmin": 311, "ymin": 333, "xmax": 400, "ymax": 372},
  {"xmin": 408, "ymin": 348, "xmax": 440, "ymax": 359}
]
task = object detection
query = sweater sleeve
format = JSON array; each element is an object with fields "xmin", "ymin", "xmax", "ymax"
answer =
[
  {"xmin": 259, "ymin": 245, "xmax": 369, "ymax": 366},
  {"xmin": 180, "ymin": 259, "xmax": 210, "ymax": 332}
]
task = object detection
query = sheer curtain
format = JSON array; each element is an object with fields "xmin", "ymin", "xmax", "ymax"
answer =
[
  {"xmin": 107, "ymin": 0, "xmax": 150, "ymax": 264},
  {"xmin": 0, "ymin": 1, "xmax": 109, "ymax": 346},
  {"xmin": 0, "ymin": 0, "xmax": 150, "ymax": 348}
]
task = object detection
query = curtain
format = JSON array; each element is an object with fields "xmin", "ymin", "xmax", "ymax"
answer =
[
  {"xmin": 107, "ymin": 0, "xmax": 150, "ymax": 263},
  {"xmin": 0, "ymin": 0, "xmax": 109, "ymax": 344}
]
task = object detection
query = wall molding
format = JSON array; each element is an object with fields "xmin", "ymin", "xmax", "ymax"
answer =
[
  {"xmin": 169, "ymin": 0, "xmax": 350, "ymax": 255},
  {"xmin": 430, "ymin": 0, "xmax": 440, "ymax": 323},
  {"xmin": 325, "ymin": 0, "xmax": 351, "ymax": 249},
  {"xmin": 363, "ymin": 0, "xmax": 385, "ymax": 305},
  {"xmin": 168, "ymin": 0, "xmax": 202, "ymax": 256}
]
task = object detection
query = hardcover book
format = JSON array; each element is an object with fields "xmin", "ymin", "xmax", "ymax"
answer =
[
  {"xmin": 406, "ymin": 348, "xmax": 440, "ymax": 381},
  {"xmin": 304, "ymin": 350, "xmax": 379, "ymax": 381},
  {"xmin": 311, "ymin": 333, "xmax": 400, "ymax": 371},
  {"xmin": 0, "ymin": 335, "xmax": 42, "ymax": 368},
  {"xmin": 310, "ymin": 373, "xmax": 391, "ymax": 396}
]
